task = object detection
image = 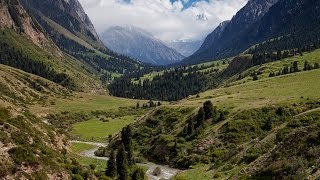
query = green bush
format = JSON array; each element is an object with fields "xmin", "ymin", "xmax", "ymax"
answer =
[
  {"xmin": 72, "ymin": 174, "xmax": 84, "ymax": 180},
  {"xmin": 8, "ymin": 146, "xmax": 37, "ymax": 165}
]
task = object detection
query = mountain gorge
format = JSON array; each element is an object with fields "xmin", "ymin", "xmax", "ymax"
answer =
[
  {"xmin": 101, "ymin": 25, "xmax": 185, "ymax": 65},
  {"xmin": 0, "ymin": 0, "xmax": 320, "ymax": 179}
]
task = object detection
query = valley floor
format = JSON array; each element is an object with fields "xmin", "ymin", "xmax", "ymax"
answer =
[{"xmin": 1, "ymin": 50, "xmax": 320, "ymax": 179}]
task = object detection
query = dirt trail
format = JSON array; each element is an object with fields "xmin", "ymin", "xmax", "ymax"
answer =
[{"xmin": 70, "ymin": 140, "xmax": 182, "ymax": 180}]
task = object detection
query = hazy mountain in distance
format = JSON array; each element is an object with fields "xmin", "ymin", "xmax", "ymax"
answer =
[
  {"xmin": 101, "ymin": 25, "xmax": 185, "ymax": 65},
  {"xmin": 166, "ymin": 39, "xmax": 204, "ymax": 57}
]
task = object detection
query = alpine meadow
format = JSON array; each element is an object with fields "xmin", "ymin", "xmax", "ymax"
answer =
[{"xmin": 0, "ymin": 0, "xmax": 319, "ymax": 179}]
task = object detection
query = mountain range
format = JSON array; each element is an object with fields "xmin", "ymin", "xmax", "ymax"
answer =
[{"xmin": 101, "ymin": 25, "xmax": 185, "ymax": 65}]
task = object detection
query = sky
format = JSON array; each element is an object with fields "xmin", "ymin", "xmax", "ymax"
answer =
[{"xmin": 79, "ymin": 0, "xmax": 248, "ymax": 42}]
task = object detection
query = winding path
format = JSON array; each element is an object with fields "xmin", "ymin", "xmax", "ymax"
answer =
[{"xmin": 70, "ymin": 140, "xmax": 182, "ymax": 180}]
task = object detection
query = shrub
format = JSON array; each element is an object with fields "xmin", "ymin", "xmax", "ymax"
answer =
[
  {"xmin": 8, "ymin": 147, "xmax": 37, "ymax": 165},
  {"xmin": 72, "ymin": 174, "xmax": 84, "ymax": 180}
]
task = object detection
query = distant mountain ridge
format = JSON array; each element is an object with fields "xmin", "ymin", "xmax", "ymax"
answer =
[
  {"xmin": 101, "ymin": 25, "xmax": 185, "ymax": 65},
  {"xmin": 166, "ymin": 39, "xmax": 203, "ymax": 57}
]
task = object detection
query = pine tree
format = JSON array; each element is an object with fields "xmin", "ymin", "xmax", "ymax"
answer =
[
  {"xmin": 253, "ymin": 74, "xmax": 258, "ymax": 81},
  {"xmin": 116, "ymin": 145, "xmax": 128, "ymax": 180},
  {"xmin": 121, "ymin": 126, "xmax": 135, "ymax": 165},
  {"xmin": 197, "ymin": 107, "xmax": 205, "ymax": 128},
  {"xmin": 293, "ymin": 61, "xmax": 299, "ymax": 72},
  {"xmin": 106, "ymin": 150, "xmax": 117, "ymax": 178},
  {"xmin": 314, "ymin": 62, "xmax": 320, "ymax": 69},
  {"xmin": 203, "ymin": 101, "xmax": 214, "ymax": 120},
  {"xmin": 186, "ymin": 119, "xmax": 195, "ymax": 137}
]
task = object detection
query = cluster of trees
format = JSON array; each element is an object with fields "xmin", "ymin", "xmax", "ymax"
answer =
[
  {"xmin": 248, "ymin": 34, "xmax": 320, "ymax": 56},
  {"xmin": 136, "ymin": 100, "xmax": 161, "ymax": 109},
  {"xmin": 0, "ymin": 41, "xmax": 76, "ymax": 89},
  {"xmin": 269, "ymin": 61, "xmax": 320, "ymax": 77},
  {"xmin": 251, "ymin": 50, "xmax": 294, "ymax": 66},
  {"xmin": 109, "ymin": 68, "xmax": 218, "ymax": 101},
  {"xmin": 183, "ymin": 101, "xmax": 226, "ymax": 139},
  {"xmin": 105, "ymin": 125, "xmax": 145, "ymax": 180}
]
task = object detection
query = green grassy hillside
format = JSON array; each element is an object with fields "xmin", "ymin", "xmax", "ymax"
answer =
[
  {"xmin": 228, "ymin": 49, "xmax": 320, "ymax": 85},
  {"xmin": 110, "ymin": 58, "xmax": 320, "ymax": 179},
  {"xmin": 0, "ymin": 29, "xmax": 101, "ymax": 91}
]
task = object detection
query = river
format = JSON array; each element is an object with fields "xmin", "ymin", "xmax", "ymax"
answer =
[{"xmin": 70, "ymin": 140, "xmax": 182, "ymax": 180}]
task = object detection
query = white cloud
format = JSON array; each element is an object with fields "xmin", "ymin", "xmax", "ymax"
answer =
[{"xmin": 79, "ymin": 0, "xmax": 248, "ymax": 42}]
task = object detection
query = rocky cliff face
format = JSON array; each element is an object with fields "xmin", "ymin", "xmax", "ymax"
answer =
[
  {"xmin": 20, "ymin": 0, "xmax": 102, "ymax": 46},
  {"xmin": 0, "ymin": 0, "xmax": 49, "ymax": 47},
  {"xmin": 182, "ymin": 0, "xmax": 279, "ymax": 65},
  {"xmin": 101, "ymin": 25, "xmax": 185, "ymax": 65}
]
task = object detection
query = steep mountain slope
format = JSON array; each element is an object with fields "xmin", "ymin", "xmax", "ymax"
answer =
[
  {"xmin": 0, "ymin": 0, "xmax": 101, "ymax": 91},
  {"xmin": 20, "ymin": 0, "xmax": 145, "ymax": 73},
  {"xmin": 194, "ymin": 20, "xmax": 229, "ymax": 57},
  {"xmin": 0, "ymin": 0, "xmax": 49, "ymax": 47},
  {"xmin": 243, "ymin": 0, "xmax": 320, "ymax": 55},
  {"xmin": 167, "ymin": 39, "xmax": 203, "ymax": 57},
  {"xmin": 182, "ymin": 0, "xmax": 279, "ymax": 65},
  {"xmin": 20, "ymin": 0, "xmax": 102, "ymax": 48},
  {"xmin": 101, "ymin": 25, "xmax": 185, "ymax": 65}
]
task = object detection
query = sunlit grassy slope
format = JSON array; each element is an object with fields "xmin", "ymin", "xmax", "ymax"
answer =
[
  {"xmin": 230, "ymin": 49, "xmax": 320, "ymax": 85},
  {"xmin": 169, "ymin": 50, "xmax": 320, "ymax": 179},
  {"xmin": 179, "ymin": 69, "xmax": 320, "ymax": 111}
]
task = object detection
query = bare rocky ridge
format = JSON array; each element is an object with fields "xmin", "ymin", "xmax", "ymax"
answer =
[
  {"xmin": 20, "ymin": 0, "xmax": 103, "ymax": 47},
  {"xmin": 0, "ymin": 0, "xmax": 49, "ymax": 47}
]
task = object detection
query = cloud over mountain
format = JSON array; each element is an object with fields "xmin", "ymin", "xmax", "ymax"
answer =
[{"xmin": 79, "ymin": 0, "xmax": 247, "ymax": 42}]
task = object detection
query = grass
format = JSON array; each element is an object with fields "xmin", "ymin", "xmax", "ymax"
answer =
[
  {"xmin": 180, "ymin": 69, "xmax": 320, "ymax": 111},
  {"xmin": 174, "ymin": 165, "xmax": 213, "ymax": 180},
  {"xmin": 132, "ymin": 71, "xmax": 164, "ymax": 84},
  {"xmin": 131, "ymin": 60, "xmax": 230, "ymax": 84},
  {"xmin": 232, "ymin": 49, "xmax": 320, "ymax": 84},
  {"xmin": 77, "ymin": 156, "xmax": 106, "ymax": 172},
  {"xmin": 71, "ymin": 142, "xmax": 96, "ymax": 153},
  {"xmin": 70, "ymin": 142, "xmax": 107, "ymax": 171},
  {"xmin": 55, "ymin": 94, "xmax": 145, "ymax": 112},
  {"xmin": 72, "ymin": 115, "xmax": 139, "ymax": 142}
]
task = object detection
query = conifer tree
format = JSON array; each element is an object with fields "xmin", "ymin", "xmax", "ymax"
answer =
[
  {"xmin": 106, "ymin": 150, "xmax": 117, "ymax": 178},
  {"xmin": 121, "ymin": 126, "xmax": 135, "ymax": 165},
  {"xmin": 197, "ymin": 107, "xmax": 205, "ymax": 128},
  {"xmin": 116, "ymin": 145, "xmax": 128, "ymax": 180},
  {"xmin": 293, "ymin": 61, "xmax": 299, "ymax": 72},
  {"xmin": 203, "ymin": 101, "xmax": 214, "ymax": 120}
]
